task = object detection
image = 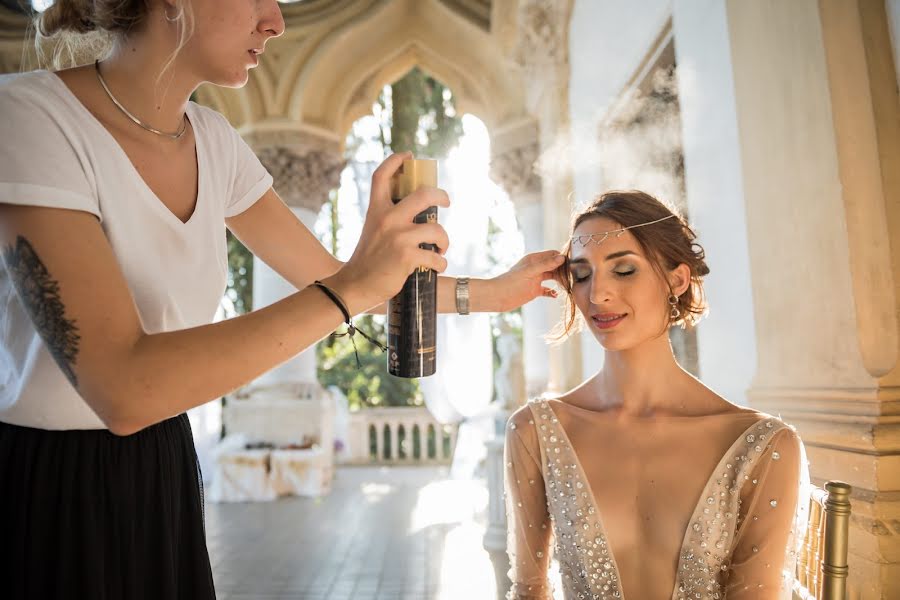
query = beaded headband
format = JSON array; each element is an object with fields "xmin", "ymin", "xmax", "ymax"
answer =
[{"xmin": 570, "ymin": 214, "xmax": 678, "ymax": 247}]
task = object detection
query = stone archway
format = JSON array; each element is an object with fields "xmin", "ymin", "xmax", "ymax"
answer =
[
  {"xmin": 197, "ymin": 0, "xmax": 578, "ymax": 400},
  {"xmin": 199, "ymin": 0, "xmax": 528, "ymax": 140}
]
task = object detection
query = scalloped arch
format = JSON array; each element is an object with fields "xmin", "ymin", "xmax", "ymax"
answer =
[{"xmin": 221, "ymin": 0, "xmax": 527, "ymax": 143}]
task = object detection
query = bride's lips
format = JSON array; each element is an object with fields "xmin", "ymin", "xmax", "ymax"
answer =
[{"xmin": 591, "ymin": 312, "xmax": 627, "ymax": 330}]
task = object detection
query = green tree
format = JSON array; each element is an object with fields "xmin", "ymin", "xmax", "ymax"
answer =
[
  {"xmin": 317, "ymin": 315, "xmax": 424, "ymax": 410},
  {"xmin": 383, "ymin": 67, "xmax": 463, "ymax": 156},
  {"xmin": 226, "ymin": 231, "xmax": 253, "ymax": 315}
]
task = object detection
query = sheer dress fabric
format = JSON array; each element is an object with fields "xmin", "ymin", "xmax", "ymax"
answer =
[{"xmin": 504, "ymin": 399, "xmax": 808, "ymax": 600}]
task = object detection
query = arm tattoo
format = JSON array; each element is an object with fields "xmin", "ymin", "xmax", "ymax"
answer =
[{"xmin": 2, "ymin": 236, "xmax": 81, "ymax": 388}]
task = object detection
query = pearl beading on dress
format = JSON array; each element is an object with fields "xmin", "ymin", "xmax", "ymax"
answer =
[{"xmin": 507, "ymin": 400, "xmax": 790, "ymax": 600}]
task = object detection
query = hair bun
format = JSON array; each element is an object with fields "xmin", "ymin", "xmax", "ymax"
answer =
[{"xmin": 38, "ymin": 0, "xmax": 96, "ymax": 37}]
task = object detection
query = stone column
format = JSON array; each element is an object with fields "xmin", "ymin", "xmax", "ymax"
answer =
[
  {"xmin": 725, "ymin": 1, "xmax": 900, "ymax": 597},
  {"xmin": 245, "ymin": 131, "xmax": 345, "ymax": 389},
  {"xmin": 483, "ymin": 5, "xmax": 577, "ymax": 597},
  {"xmin": 490, "ymin": 132, "xmax": 551, "ymax": 400},
  {"xmin": 482, "ymin": 422, "xmax": 510, "ymax": 598},
  {"xmin": 224, "ymin": 129, "xmax": 344, "ymax": 451},
  {"xmin": 513, "ymin": 0, "xmax": 580, "ymax": 394},
  {"xmin": 484, "ymin": 128, "xmax": 545, "ymax": 600}
]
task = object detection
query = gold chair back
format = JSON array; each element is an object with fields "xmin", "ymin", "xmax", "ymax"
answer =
[{"xmin": 793, "ymin": 481, "xmax": 852, "ymax": 600}]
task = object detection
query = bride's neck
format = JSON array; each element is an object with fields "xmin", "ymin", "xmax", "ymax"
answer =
[{"xmin": 597, "ymin": 334, "xmax": 689, "ymax": 417}]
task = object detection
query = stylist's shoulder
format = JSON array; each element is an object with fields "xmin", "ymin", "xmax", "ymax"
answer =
[
  {"xmin": 0, "ymin": 70, "xmax": 100, "ymax": 220},
  {"xmin": 190, "ymin": 101, "xmax": 274, "ymax": 217}
]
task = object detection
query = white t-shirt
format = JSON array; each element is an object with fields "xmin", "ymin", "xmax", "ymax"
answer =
[{"xmin": 0, "ymin": 71, "xmax": 273, "ymax": 430}]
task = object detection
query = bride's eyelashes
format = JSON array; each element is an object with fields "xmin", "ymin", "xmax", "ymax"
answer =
[
  {"xmin": 569, "ymin": 263, "xmax": 638, "ymax": 284},
  {"xmin": 613, "ymin": 265, "xmax": 637, "ymax": 277},
  {"xmin": 570, "ymin": 266, "xmax": 591, "ymax": 283}
]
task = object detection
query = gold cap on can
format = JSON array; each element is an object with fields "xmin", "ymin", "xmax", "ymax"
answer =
[{"xmin": 390, "ymin": 158, "xmax": 438, "ymax": 199}]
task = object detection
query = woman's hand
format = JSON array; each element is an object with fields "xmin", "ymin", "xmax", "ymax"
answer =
[
  {"xmin": 326, "ymin": 152, "xmax": 451, "ymax": 314},
  {"xmin": 487, "ymin": 250, "xmax": 565, "ymax": 312}
]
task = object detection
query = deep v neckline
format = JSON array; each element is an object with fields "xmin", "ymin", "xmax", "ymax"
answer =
[
  {"xmin": 46, "ymin": 70, "xmax": 205, "ymax": 227},
  {"xmin": 537, "ymin": 400, "xmax": 777, "ymax": 600}
]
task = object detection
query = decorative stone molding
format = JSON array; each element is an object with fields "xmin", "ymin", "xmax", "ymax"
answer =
[
  {"xmin": 0, "ymin": 5, "xmax": 29, "ymax": 74},
  {"xmin": 514, "ymin": 0, "xmax": 570, "ymax": 67},
  {"xmin": 0, "ymin": 47, "xmax": 20, "ymax": 74},
  {"xmin": 489, "ymin": 141, "xmax": 541, "ymax": 203},
  {"xmin": 278, "ymin": 0, "xmax": 364, "ymax": 27},
  {"xmin": 252, "ymin": 139, "xmax": 345, "ymax": 214},
  {"xmin": 437, "ymin": 0, "xmax": 491, "ymax": 31}
]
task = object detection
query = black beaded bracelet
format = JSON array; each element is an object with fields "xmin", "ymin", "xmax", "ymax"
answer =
[{"xmin": 313, "ymin": 280, "xmax": 386, "ymax": 368}]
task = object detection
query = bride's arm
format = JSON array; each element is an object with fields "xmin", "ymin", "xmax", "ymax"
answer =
[
  {"xmin": 505, "ymin": 407, "xmax": 554, "ymax": 600},
  {"xmin": 725, "ymin": 427, "xmax": 804, "ymax": 599}
]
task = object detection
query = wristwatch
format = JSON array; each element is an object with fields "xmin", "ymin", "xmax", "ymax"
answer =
[{"xmin": 455, "ymin": 277, "xmax": 470, "ymax": 315}]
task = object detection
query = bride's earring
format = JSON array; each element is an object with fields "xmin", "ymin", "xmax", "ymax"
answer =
[
  {"xmin": 165, "ymin": 4, "xmax": 184, "ymax": 23},
  {"xmin": 668, "ymin": 294, "xmax": 680, "ymax": 320}
]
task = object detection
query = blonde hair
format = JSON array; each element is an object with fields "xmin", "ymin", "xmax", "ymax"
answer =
[{"xmin": 32, "ymin": 0, "xmax": 193, "ymax": 77}]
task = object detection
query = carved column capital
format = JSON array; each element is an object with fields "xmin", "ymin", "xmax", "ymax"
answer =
[
  {"xmin": 244, "ymin": 129, "xmax": 345, "ymax": 214},
  {"xmin": 514, "ymin": 0, "xmax": 571, "ymax": 68},
  {"xmin": 490, "ymin": 141, "xmax": 541, "ymax": 206},
  {"xmin": 255, "ymin": 146, "xmax": 344, "ymax": 214},
  {"xmin": 509, "ymin": 0, "xmax": 573, "ymax": 120}
]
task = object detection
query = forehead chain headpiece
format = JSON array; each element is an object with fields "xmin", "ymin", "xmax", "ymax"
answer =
[{"xmin": 570, "ymin": 214, "xmax": 678, "ymax": 247}]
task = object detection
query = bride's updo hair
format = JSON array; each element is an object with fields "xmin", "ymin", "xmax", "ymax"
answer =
[
  {"xmin": 33, "ymin": 0, "xmax": 192, "ymax": 71},
  {"xmin": 552, "ymin": 190, "xmax": 710, "ymax": 340}
]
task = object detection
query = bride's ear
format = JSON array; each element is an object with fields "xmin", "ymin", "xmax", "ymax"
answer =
[{"xmin": 668, "ymin": 263, "xmax": 691, "ymax": 297}]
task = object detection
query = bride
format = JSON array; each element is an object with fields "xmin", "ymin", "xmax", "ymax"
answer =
[{"xmin": 504, "ymin": 191, "xmax": 807, "ymax": 599}]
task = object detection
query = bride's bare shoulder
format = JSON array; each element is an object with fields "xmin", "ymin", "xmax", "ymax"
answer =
[
  {"xmin": 531, "ymin": 390, "xmax": 617, "ymax": 419},
  {"xmin": 693, "ymin": 383, "xmax": 766, "ymax": 419}
]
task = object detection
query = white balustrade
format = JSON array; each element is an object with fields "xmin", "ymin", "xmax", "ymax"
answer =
[{"xmin": 344, "ymin": 407, "xmax": 458, "ymax": 465}]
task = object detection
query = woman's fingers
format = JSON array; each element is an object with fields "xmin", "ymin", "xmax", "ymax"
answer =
[
  {"xmin": 393, "ymin": 186, "xmax": 450, "ymax": 223},
  {"xmin": 394, "ymin": 223, "xmax": 449, "ymax": 259},
  {"xmin": 539, "ymin": 270, "xmax": 562, "ymax": 283},
  {"xmin": 411, "ymin": 248, "xmax": 448, "ymax": 274},
  {"xmin": 407, "ymin": 222, "xmax": 450, "ymax": 256},
  {"xmin": 524, "ymin": 250, "xmax": 565, "ymax": 275},
  {"xmin": 369, "ymin": 152, "xmax": 413, "ymax": 211}
]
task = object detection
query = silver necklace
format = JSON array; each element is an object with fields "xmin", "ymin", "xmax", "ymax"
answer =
[{"xmin": 94, "ymin": 60, "xmax": 187, "ymax": 140}]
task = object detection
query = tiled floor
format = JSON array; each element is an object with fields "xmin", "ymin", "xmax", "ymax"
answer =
[{"xmin": 206, "ymin": 466, "xmax": 500, "ymax": 600}]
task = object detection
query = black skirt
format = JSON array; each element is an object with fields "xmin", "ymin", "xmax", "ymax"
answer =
[{"xmin": 0, "ymin": 413, "xmax": 215, "ymax": 600}]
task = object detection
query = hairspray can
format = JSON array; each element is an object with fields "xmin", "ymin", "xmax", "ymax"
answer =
[{"xmin": 387, "ymin": 159, "xmax": 438, "ymax": 378}]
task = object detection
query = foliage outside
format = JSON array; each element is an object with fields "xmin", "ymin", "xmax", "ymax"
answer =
[{"xmin": 226, "ymin": 231, "xmax": 253, "ymax": 315}]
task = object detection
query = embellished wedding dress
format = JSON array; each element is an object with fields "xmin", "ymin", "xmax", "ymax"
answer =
[{"xmin": 504, "ymin": 399, "xmax": 808, "ymax": 600}]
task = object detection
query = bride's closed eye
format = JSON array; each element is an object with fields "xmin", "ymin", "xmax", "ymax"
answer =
[
  {"xmin": 570, "ymin": 266, "xmax": 592, "ymax": 283},
  {"xmin": 571, "ymin": 264, "xmax": 637, "ymax": 283}
]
